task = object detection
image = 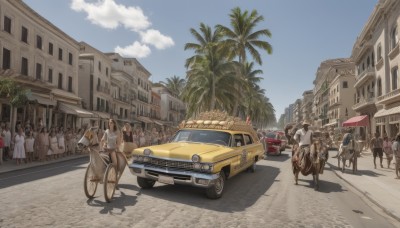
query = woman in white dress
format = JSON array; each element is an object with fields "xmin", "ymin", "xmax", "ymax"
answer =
[
  {"xmin": 48, "ymin": 129, "xmax": 58, "ymax": 160},
  {"xmin": 57, "ymin": 127, "xmax": 65, "ymax": 158},
  {"xmin": 101, "ymin": 119, "xmax": 121, "ymax": 168},
  {"xmin": 13, "ymin": 127, "xmax": 26, "ymax": 165}
]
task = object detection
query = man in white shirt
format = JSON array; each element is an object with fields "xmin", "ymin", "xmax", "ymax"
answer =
[{"xmin": 293, "ymin": 121, "xmax": 313, "ymax": 161}]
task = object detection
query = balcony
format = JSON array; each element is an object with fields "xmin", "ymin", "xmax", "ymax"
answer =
[
  {"xmin": 354, "ymin": 67, "xmax": 375, "ymax": 88},
  {"xmin": 353, "ymin": 96, "xmax": 376, "ymax": 112},
  {"xmin": 377, "ymin": 87, "xmax": 400, "ymax": 105},
  {"xmin": 388, "ymin": 43, "xmax": 399, "ymax": 61},
  {"xmin": 328, "ymin": 100, "xmax": 341, "ymax": 109},
  {"xmin": 96, "ymin": 85, "xmax": 110, "ymax": 94},
  {"xmin": 375, "ymin": 57, "xmax": 384, "ymax": 71}
]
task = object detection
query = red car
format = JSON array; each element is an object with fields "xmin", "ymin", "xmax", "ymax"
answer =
[{"xmin": 264, "ymin": 131, "xmax": 287, "ymax": 155}]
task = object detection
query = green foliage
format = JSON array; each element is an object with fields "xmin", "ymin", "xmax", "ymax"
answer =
[{"xmin": 0, "ymin": 78, "xmax": 31, "ymax": 107}]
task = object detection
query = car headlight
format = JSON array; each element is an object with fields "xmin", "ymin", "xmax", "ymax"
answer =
[
  {"xmin": 193, "ymin": 163, "xmax": 201, "ymax": 169},
  {"xmin": 143, "ymin": 148, "xmax": 152, "ymax": 156},
  {"xmin": 192, "ymin": 154, "xmax": 200, "ymax": 162},
  {"xmin": 202, "ymin": 164, "xmax": 210, "ymax": 170}
]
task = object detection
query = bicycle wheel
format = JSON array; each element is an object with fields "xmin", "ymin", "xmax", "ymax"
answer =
[
  {"xmin": 103, "ymin": 164, "xmax": 117, "ymax": 203},
  {"xmin": 84, "ymin": 165, "xmax": 98, "ymax": 199}
]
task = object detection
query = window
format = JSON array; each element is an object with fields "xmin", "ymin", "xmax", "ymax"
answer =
[
  {"xmin": 36, "ymin": 35, "xmax": 42, "ymax": 49},
  {"xmin": 367, "ymin": 57, "xmax": 370, "ymax": 67},
  {"xmin": 106, "ymin": 67, "xmax": 109, "ymax": 76},
  {"xmin": 58, "ymin": 48, "xmax": 63, "ymax": 61},
  {"xmin": 244, "ymin": 134, "xmax": 253, "ymax": 145},
  {"xmin": 377, "ymin": 44, "xmax": 382, "ymax": 60},
  {"xmin": 48, "ymin": 68, "xmax": 53, "ymax": 83},
  {"xmin": 49, "ymin": 43, "xmax": 53, "ymax": 55},
  {"xmin": 21, "ymin": 26, "xmax": 28, "ymax": 43},
  {"xmin": 372, "ymin": 52, "xmax": 375, "ymax": 67},
  {"xmin": 4, "ymin": 16, "xmax": 11, "ymax": 33},
  {"xmin": 36, "ymin": 63, "xmax": 42, "ymax": 80},
  {"xmin": 342, "ymin": 81, "xmax": 348, "ymax": 88},
  {"xmin": 21, "ymin": 57, "xmax": 28, "ymax": 76},
  {"xmin": 68, "ymin": 53, "xmax": 73, "ymax": 65},
  {"xmin": 2, "ymin": 48, "xmax": 11, "ymax": 69},
  {"xmin": 392, "ymin": 67, "xmax": 398, "ymax": 91},
  {"xmin": 391, "ymin": 26, "xmax": 398, "ymax": 50},
  {"xmin": 120, "ymin": 107, "xmax": 123, "ymax": 116},
  {"xmin": 98, "ymin": 61, "xmax": 101, "ymax": 72},
  {"xmin": 58, "ymin": 73, "xmax": 63, "ymax": 89},
  {"xmin": 377, "ymin": 78, "xmax": 382, "ymax": 96},
  {"xmin": 234, "ymin": 134, "xmax": 245, "ymax": 147},
  {"xmin": 68, "ymin": 76, "xmax": 72, "ymax": 92},
  {"xmin": 97, "ymin": 78, "xmax": 101, "ymax": 87}
]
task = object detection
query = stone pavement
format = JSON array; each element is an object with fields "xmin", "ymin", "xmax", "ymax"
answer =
[
  {"xmin": 327, "ymin": 150, "xmax": 400, "ymax": 222},
  {"xmin": 0, "ymin": 153, "xmax": 88, "ymax": 174},
  {"xmin": 1, "ymin": 150, "xmax": 399, "ymax": 223}
]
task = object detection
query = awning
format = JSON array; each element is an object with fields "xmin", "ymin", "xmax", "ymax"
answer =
[
  {"xmin": 154, "ymin": 121, "xmax": 164, "ymax": 126},
  {"xmin": 28, "ymin": 94, "xmax": 56, "ymax": 106},
  {"xmin": 374, "ymin": 107, "xmax": 400, "ymax": 118},
  {"xmin": 58, "ymin": 102, "xmax": 93, "ymax": 118},
  {"xmin": 91, "ymin": 111, "xmax": 110, "ymax": 119},
  {"xmin": 137, "ymin": 116, "xmax": 153, "ymax": 123},
  {"xmin": 342, "ymin": 115, "xmax": 369, "ymax": 127}
]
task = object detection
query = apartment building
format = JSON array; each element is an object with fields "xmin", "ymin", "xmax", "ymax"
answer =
[
  {"xmin": 78, "ymin": 42, "xmax": 112, "ymax": 129},
  {"xmin": 0, "ymin": 0, "xmax": 86, "ymax": 131},
  {"xmin": 326, "ymin": 59, "xmax": 356, "ymax": 129},
  {"xmin": 293, "ymin": 99, "xmax": 302, "ymax": 124},
  {"xmin": 152, "ymin": 85, "xmax": 185, "ymax": 126},
  {"xmin": 352, "ymin": 0, "xmax": 400, "ymax": 137},
  {"xmin": 300, "ymin": 90, "xmax": 313, "ymax": 124}
]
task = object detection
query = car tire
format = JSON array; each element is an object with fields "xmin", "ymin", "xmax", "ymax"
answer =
[
  {"xmin": 137, "ymin": 177, "xmax": 156, "ymax": 189},
  {"xmin": 249, "ymin": 162, "xmax": 256, "ymax": 173},
  {"xmin": 206, "ymin": 170, "xmax": 225, "ymax": 199}
]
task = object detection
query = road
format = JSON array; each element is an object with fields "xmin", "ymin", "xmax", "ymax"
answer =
[{"xmin": 0, "ymin": 149, "xmax": 397, "ymax": 228}]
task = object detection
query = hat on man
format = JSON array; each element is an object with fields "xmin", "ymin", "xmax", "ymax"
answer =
[{"xmin": 302, "ymin": 120, "xmax": 310, "ymax": 126}]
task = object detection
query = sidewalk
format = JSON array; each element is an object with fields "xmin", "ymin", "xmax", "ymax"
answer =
[
  {"xmin": 0, "ymin": 153, "xmax": 89, "ymax": 174},
  {"xmin": 327, "ymin": 150, "xmax": 400, "ymax": 222}
]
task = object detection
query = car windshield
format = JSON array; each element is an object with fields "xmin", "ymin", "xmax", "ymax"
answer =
[
  {"xmin": 172, "ymin": 129, "xmax": 232, "ymax": 146},
  {"xmin": 265, "ymin": 132, "xmax": 277, "ymax": 139}
]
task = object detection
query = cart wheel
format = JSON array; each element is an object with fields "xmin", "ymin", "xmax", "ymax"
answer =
[
  {"xmin": 103, "ymin": 164, "xmax": 117, "ymax": 203},
  {"xmin": 84, "ymin": 165, "xmax": 98, "ymax": 199}
]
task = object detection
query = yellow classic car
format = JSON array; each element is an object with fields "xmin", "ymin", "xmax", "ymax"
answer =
[{"xmin": 129, "ymin": 111, "xmax": 265, "ymax": 199}]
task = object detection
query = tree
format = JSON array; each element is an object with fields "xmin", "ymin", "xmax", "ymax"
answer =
[
  {"xmin": 160, "ymin": 75, "xmax": 186, "ymax": 97},
  {"xmin": 216, "ymin": 7, "xmax": 273, "ymax": 116}
]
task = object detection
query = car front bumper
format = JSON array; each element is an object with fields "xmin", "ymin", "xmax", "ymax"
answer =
[{"xmin": 129, "ymin": 163, "xmax": 220, "ymax": 188}]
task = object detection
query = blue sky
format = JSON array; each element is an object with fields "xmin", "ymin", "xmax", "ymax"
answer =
[{"xmin": 23, "ymin": 0, "xmax": 377, "ymax": 120}]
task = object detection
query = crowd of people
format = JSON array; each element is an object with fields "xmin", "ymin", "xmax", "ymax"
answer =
[{"xmin": 0, "ymin": 120, "xmax": 176, "ymax": 166}]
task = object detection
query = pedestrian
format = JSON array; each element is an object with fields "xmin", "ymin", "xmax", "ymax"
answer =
[
  {"xmin": 36, "ymin": 128, "xmax": 48, "ymax": 162},
  {"xmin": 370, "ymin": 132, "xmax": 384, "ymax": 169},
  {"xmin": 2, "ymin": 125, "xmax": 11, "ymax": 161},
  {"xmin": 138, "ymin": 128, "xmax": 146, "ymax": 147},
  {"xmin": 25, "ymin": 132, "xmax": 35, "ymax": 163},
  {"xmin": 13, "ymin": 127, "xmax": 26, "ymax": 165},
  {"xmin": 48, "ymin": 129, "xmax": 58, "ymax": 160},
  {"xmin": 0, "ymin": 133, "xmax": 4, "ymax": 165},
  {"xmin": 120, "ymin": 123, "xmax": 137, "ymax": 158},
  {"xmin": 151, "ymin": 127, "xmax": 159, "ymax": 145},
  {"xmin": 392, "ymin": 134, "xmax": 400, "ymax": 179},
  {"xmin": 57, "ymin": 127, "xmax": 65, "ymax": 158},
  {"xmin": 383, "ymin": 136, "xmax": 393, "ymax": 168}
]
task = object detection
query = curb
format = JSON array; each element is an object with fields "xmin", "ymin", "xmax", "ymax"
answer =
[
  {"xmin": 0, "ymin": 154, "xmax": 89, "ymax": 175},
  {"xmin": 326, "ymin": 162, "xmax": 400, "ymax": 223}
]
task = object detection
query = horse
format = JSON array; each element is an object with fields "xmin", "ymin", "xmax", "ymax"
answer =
[
  {"xmin": 337, "ymin": 139, "xmax": 359, "ymax": 173},
  {"xmin": 292, "ymin": 140, "xmax": 328, "ymax": 190},
  {"xmin": 77, "ymin": 127, "xmax": 128, "ymax": 186}
]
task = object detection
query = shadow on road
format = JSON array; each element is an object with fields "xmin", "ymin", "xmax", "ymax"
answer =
[
  {"xmin": 87, "ymin": 191, "xmax": 138, "ymax": 215},
  {"xmin": 264, "ymin": 152, "xmax": 290, "ymax": 162},
  {"xmin": 0, "ymin": 157, "xmax": 88, "ymax": 189},
  {"xmin": 137, "ymin": 164, "xmax": 280, "ymax": 212}
]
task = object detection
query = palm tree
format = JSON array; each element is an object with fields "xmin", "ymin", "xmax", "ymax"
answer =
[
  {"xmin": 160, "ymin": 75, "xmax": 186, "ymax": 97},
  {"xmin": 216, "ymin": 7, "xmax": 273, "ymax": 116}
]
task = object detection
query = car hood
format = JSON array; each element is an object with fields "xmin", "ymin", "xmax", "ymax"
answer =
[{"xmin": 132, "ymin": 142, "xmax": 232, "ymax": 162}]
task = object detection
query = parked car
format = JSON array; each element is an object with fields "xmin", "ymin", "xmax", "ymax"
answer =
[
  {"xmin": 264, "ymin": 131, "xmax": 286, "ymax": 155},
  {"xmin": 129, "ymin": 112, "xmax": 265, "ymax": 199},
  {"xmin": 275, "ymin": 131, "xmax": 288, "ymax": 149}
]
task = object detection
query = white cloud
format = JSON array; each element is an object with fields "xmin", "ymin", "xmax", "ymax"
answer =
[
  {"xmin": 70, "ymin": 0, "xmax": 151, "ymax": 31},
  {"xmin": 140, "ymin": 29, "xmax": 175, "ymax": 50},
  {"xmin": 114, "ymin": 41, "xmax": 151, "ymax": 58}
]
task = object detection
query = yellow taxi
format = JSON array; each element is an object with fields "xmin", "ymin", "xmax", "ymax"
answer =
[{"xmin": 129, "ymin": 111, "xmax": 265, "ymax": 199}]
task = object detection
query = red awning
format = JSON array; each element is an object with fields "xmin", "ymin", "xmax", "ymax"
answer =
[{"xmin": 342, "ymin": 115, "xmax": 369, "ymax": 127}]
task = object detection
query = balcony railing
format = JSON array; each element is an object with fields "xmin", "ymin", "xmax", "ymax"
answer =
[
  {"xmin": 388, "ymin": 43, "xmax": 399, "ymax": 60},
  {"xmin": 352, "ymin": 96, "xmax": 376, "ymax": 111},
  {"xmin": 96, "ymin": 85, "xmax": 110, "ymax": 94},
  {"xmin": 377, "ymin": 87, "xmax": 400, "ymax": 104},
  {"xmin": 355, "ymin": 67, "xmax": 375, "ymax": 83}
]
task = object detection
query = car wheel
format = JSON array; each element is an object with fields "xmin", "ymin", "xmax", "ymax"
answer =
[
  {"xmin": 137, "ymin": 177, "xmax": 156, "ymax": 189},
  {"xmin": 249, "ymin": 162, "xmax": 256, "ymax": 173},
  {"xmin": 206, "ymin": 170, "xmax": 225, "ymax": 199}
]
